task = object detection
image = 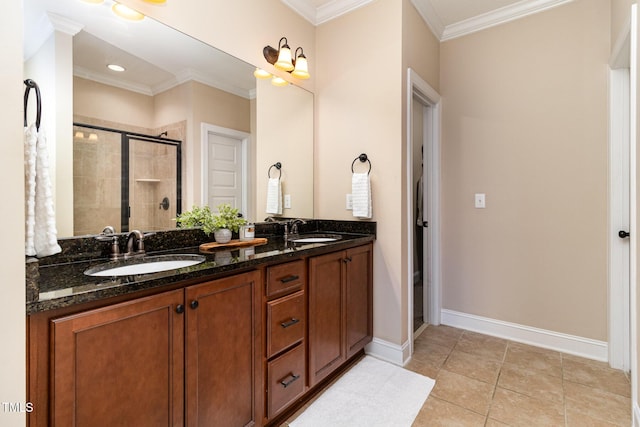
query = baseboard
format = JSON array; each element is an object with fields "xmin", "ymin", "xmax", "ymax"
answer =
[
  {"xmin": 365, "ymin": 337, "xmax": 411, "ymax": 366},
  {"xmin": 441, "ymin": 309, "xmax": 608, "ymax": 362},
  {"xmin": 634, "ymin": 402, "xmax": 640, "ymax": 426}
]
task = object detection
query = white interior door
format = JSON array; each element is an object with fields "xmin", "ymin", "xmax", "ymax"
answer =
[{"xmin": 201, "ymin": 124, "xmax": 250, "ymax": 217}]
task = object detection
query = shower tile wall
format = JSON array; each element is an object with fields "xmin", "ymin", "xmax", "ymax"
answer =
[
  {"xmin": 73, "ymin": 129, "xmax": 121, "ymax": 236},
  {"xmin": 73, "ymin": 117, "xmax": 185, "ymax": 236}
]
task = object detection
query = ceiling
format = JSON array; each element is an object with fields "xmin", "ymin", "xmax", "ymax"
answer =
[
  {"xmin": 281, "ymin": 0, "xmax": 574, "ymax": 40},
  {"xmin": 24, "ymin": 0, "xmax": 256, "ymax": 98}
]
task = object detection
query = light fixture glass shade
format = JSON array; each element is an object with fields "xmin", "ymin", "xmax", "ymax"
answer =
[
  {"xmin": 253, "ymin": 68, "xmax": 271, "ymax": 79},
  {"xmin": 112, "ymin": 3, "xmax": 145, "ymax": 21},
  {"xmin": 88, "ymin": 133, "xmax": 99, "ymax": 141},
  {"xmin": 274, "ymin": 45, "xmax": 294, "ymax": 71},
  {"xmin": 271, "ymin": 76, "xmax": 288, "ymax": 87},
  {"xmin": 291, "ymin": 55, "xmax": 310, "ymax": 79},
  {"xmin": 74, "ymin": 131, "xmax": 85, "ymax": 139}
]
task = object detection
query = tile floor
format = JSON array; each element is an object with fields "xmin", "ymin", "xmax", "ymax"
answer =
[{"xmin": 408, "ymin": 325, "xmax": 631, "ymax": 426}]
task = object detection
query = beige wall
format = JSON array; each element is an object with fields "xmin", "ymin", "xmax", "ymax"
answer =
[
  {"xmin": 256, "ymin": 79, "xmax": 314, "ymax": 220},
  {"xmin": 611, "ymin": 0, "xmax": 632, "ymax": 54},
  {"xmin": 315, "ymin": 0, "xmax": 407, "ymax": 346},
  {"xmin": 1, "ymin": 0, "xmax": 26, "ymax": 424},
  {"xmin": 440, "ymin": 0, "xmax": 610, "ymax": 340}
]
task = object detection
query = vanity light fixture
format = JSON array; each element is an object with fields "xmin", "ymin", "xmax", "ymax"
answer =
[
  {"xmin": 262, "ymin": 37, "xmax": 310, "ymax": 79},
  {"xmin": 291, "ymin": 47, "xmax": 310, "ymax": 80},
  {"xmin": 112, "ymin": 2, "xmax": 145, "ymax": 21},
  {"xmin": 74, "ymin": 131, "xmax": 85, "ymax": 139},
  {"xmin": 253, "ymin": 68, "xmax": 271, "ymax": 79},
  {"xmin": 88, "ymin": 133, "xmax": 99, "ymax": 141},
  {"xmin": 271, "ymin": 76, "xmax": 289, "ymax": 87}
]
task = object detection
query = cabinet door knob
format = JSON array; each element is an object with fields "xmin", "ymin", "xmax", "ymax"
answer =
[
  {"xmin": 190, "ymin": 300, "xmax": 199, "ymax": 310},
  {"xmin": 281, "ymin": 318, "xmax": 300, "ymax": 328},
  {"xmin": 175, "ymin": 304, "xmax": 185, "ymax": 314},
  {"xmin": 280, "ymin": 373, "xmax": 300, "ymax": 388},
  {"xmin": 343, "ymin": 257, "xmax": 352, "ymax": 263}
]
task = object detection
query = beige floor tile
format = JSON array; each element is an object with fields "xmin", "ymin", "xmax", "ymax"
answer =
[
  {"xmin": 442, "ymin": 349, "xmax": 502, "ymax": 384},
  {"xmin": 455, "ymin": 331, "xmax": 508, "ymax": 361},
  {"xmin": 405, "ymin": 357, "xmax": 441, "ymax": 380},
  {"xmin": 566, "ymin": 409, "xmax": 624, "ymax": 427},
  {"xmin": 420, "ymin": 325, "xmax": 463, "ymax": 349},
  {"xmin": 504, "ymin": 341, "xmax": 563, "ymax": 377},
  {"xmin": 412, "ymin": 397, "xmax": 486, "ymax": 427},
  {"xmin": 413, "ymin": 341, "xmax": 453, "ymax": 366},
  {"xmin": 485, "ymin": 419, "xmax": 511, "ymax": 427},
  {"xmin": 564, "ymin": 380, "xmax": 631, "ymax": 427},
  {"xmin": 562, "ymin": 356, "xmax": 631, "ymax": 398},
  {"xmin": 488, "ymin": 387, "xmax": 565, "ymax": 426},
  {"xmin": 497, "ymin": 363, "xmax": 564, "ymax": 403},
  {"xmin": 431, "ymin": 369, "xmax": 495, "ymax": 416}
]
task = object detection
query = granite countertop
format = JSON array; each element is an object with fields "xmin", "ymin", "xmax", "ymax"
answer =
[{"xmin": 26, "ymin": 220, "xmax": 376, "ymax": 314}]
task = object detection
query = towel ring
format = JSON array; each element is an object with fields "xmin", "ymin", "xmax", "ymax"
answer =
[
  {"xmin": 268, "ymin": 162, "xmax": 282, "ymax": 179},
  {"xmin": 24, "ymin": 79, "xmax": 42, "ymax": 131},
  {"xmin": 351, "ymin": 153, "xmax": 371, "ymax": 175}
]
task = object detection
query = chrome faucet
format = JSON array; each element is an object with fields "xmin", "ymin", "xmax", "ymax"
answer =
[
  {"xmin": 125, "ymin": 230, "xmax": 145, "ymax": 258},
  {"xmin": 289, "ymin": 219, "xmax": 307, "ymax": 235}
]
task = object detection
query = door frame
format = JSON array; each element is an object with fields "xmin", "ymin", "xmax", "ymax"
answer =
[
  {"xmin": 200, "ymin": 123, "xmax": 251, "ymax": 218},
  {"xmin": 406, "ymin": 68, "xmax": 442, "ymax": 348}
]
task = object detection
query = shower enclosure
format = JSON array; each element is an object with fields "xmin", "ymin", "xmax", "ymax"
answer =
[{"xmin": 73, "ymin": 124, "xmax": 181, "ymax": 236}]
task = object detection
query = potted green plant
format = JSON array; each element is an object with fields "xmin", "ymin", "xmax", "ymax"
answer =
[{"xmin": 176, "ymin": 203, "xmax": 246, "ymax": 244}]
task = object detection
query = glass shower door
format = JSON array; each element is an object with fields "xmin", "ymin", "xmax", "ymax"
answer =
[{"xmin": 128, "ymin": 137, "xmax": 180, "ymax": 232}]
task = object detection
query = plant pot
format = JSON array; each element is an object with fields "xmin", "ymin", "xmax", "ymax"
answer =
[{"xmin": 214, "ymin": 228, "xmax": 232, "ymax": 244}]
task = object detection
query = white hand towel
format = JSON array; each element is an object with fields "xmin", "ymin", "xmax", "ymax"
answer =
[
  {"xmin": 352, "ymin": 172, "xmax": 372, "ymax": 219},
  {"xmin": 24, "ymin": 124, "xmax": 62, "ymax": 257},
  {"xmin": 266, "ymin": 178, "xmax": 282, "ymax": 215}
]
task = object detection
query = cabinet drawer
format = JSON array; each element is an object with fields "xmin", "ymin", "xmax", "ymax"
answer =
[
  {"xmin": 267, "ymin": 344, "xmax": 306, "ymax": 418},
  {"xmin": 267, "ymin": 291, "xmax": 305, "ymax": 358},
  {"xmin": 266, "ymin": 260, "xmax": 305, "ymax": 297}
]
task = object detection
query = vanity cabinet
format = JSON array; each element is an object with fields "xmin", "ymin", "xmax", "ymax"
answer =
[
  {"xmin": 308, "ymin": 243, "xmax": 373, "ymax": 386},
  {"xmin": 40, "ymin": 270, "xmax": 262, "ymax": 427},
  {"xmin": 263, "ymin": 260, "xmax": 307, "ymax": 420}
]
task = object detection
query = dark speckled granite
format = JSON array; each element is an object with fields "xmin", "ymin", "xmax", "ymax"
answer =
[{"xmin": 26, "ymin": 219, "xmax": 375, "ymax": 314}]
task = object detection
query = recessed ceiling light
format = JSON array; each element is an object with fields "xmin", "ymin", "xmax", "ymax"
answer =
[
  {"xmin": 107, "ymin": 64, "xmax": 126, "ymax": 72},
  {"xmin": 112, "ymin": 3, "xmax": 145, "ymax": 21}
]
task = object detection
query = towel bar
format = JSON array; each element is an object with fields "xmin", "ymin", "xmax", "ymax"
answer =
[
  {"xmin": 351, "ymin": 153, "xmax": 371, "ymax": 175},
  {"xmin": 268, "ymin": 162, "xmax": 282, "ymax": 178}
]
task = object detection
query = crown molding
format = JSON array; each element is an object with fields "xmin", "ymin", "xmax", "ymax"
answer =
[
  {"xmin": 281, "ymin": 0, "xmax": 373, "ymax": 25},
  {"xmin": 440, "ymin": 0, "xmax": 574, "ymax": 41},
  {"xmin": 47, "ymin": 12, "xmax": 84, "ymax": 36},
  {"xmin": 410, "ymin": 0, "xmax": 444, "ymax": 40}
]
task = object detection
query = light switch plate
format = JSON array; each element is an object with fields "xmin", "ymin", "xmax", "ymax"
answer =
[
  {"xmin": 346, "ymin": 194, "xmax": 353, "ymax": 210},
  {"xmin": 475, "ymin": 193, "xmax": 486, "ymax": 208},
  {"xmin": 284, "ymin": 194, "xmax": 291, "ymax": 209}
]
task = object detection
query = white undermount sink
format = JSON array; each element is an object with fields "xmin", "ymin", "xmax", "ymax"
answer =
[
  {"xmin": 84, "ymin": 254, "xmax": 206, "ymax": 277},
  {"xmin": 290, "ymin": 234, "xmax": 342, "ymax": 243}
]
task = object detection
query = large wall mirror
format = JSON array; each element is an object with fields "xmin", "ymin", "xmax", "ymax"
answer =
[{"xmin": 23, "ymin": 0, "xmax": 314, "ymax": 238}]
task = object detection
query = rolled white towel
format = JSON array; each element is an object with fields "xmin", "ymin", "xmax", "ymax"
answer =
[
  {"xmin": 266, "ymin": 178, "xmax": 282, "ymax": 215},
  {"xmin": 352, "ymin": 172, "xmax": 372, "ymax": 219},
  {"xmin": 24, "ymin": 124, "xmax": 37, "ymax": 256}
]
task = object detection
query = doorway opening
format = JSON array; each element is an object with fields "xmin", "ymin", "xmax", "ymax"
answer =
[
  {"xmin": 201, "ymin": 123, "xmax": 251, "ymax": 219},
  {"xmin": 406, "ymin": 69, "xmax": 442, "ymax": 353}
]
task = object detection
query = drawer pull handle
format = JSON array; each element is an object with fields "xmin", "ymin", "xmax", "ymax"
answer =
[
  {"xmin": 280, "ymin": 373, "xmax": 300, "ymax": 388},
  {"xmin": 280, "ymin": 275, "xmax": 299, "ymax": 283},
  {"xmin": 281, "ymin": 318, "xmax": 300, "ymax": 328}
]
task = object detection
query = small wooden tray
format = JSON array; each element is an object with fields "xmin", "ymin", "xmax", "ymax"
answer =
[{"xmin": 199, "ymin": 238, "xmax": 268, "ymax": 252}]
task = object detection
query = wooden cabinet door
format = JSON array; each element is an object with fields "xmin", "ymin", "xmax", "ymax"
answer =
[
  {"xmin": 51, "ymin": 289, "xmax": 185, "ymax": 427},
  {"xmin": 308, "ymin": 251, "xmax": 345, "ymax": 386},
  {"xmin": 185, "ymin": 270, "xmax": 262, "ymax": 427},
  {"xmin": 345, "ymin": 244, "xmax": 373, "ymax": 358}
]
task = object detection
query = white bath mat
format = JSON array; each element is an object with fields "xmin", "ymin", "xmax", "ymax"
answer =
[{"xmin": 289, "ymin": 356, "xmax": 435, "ymax": 427}]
